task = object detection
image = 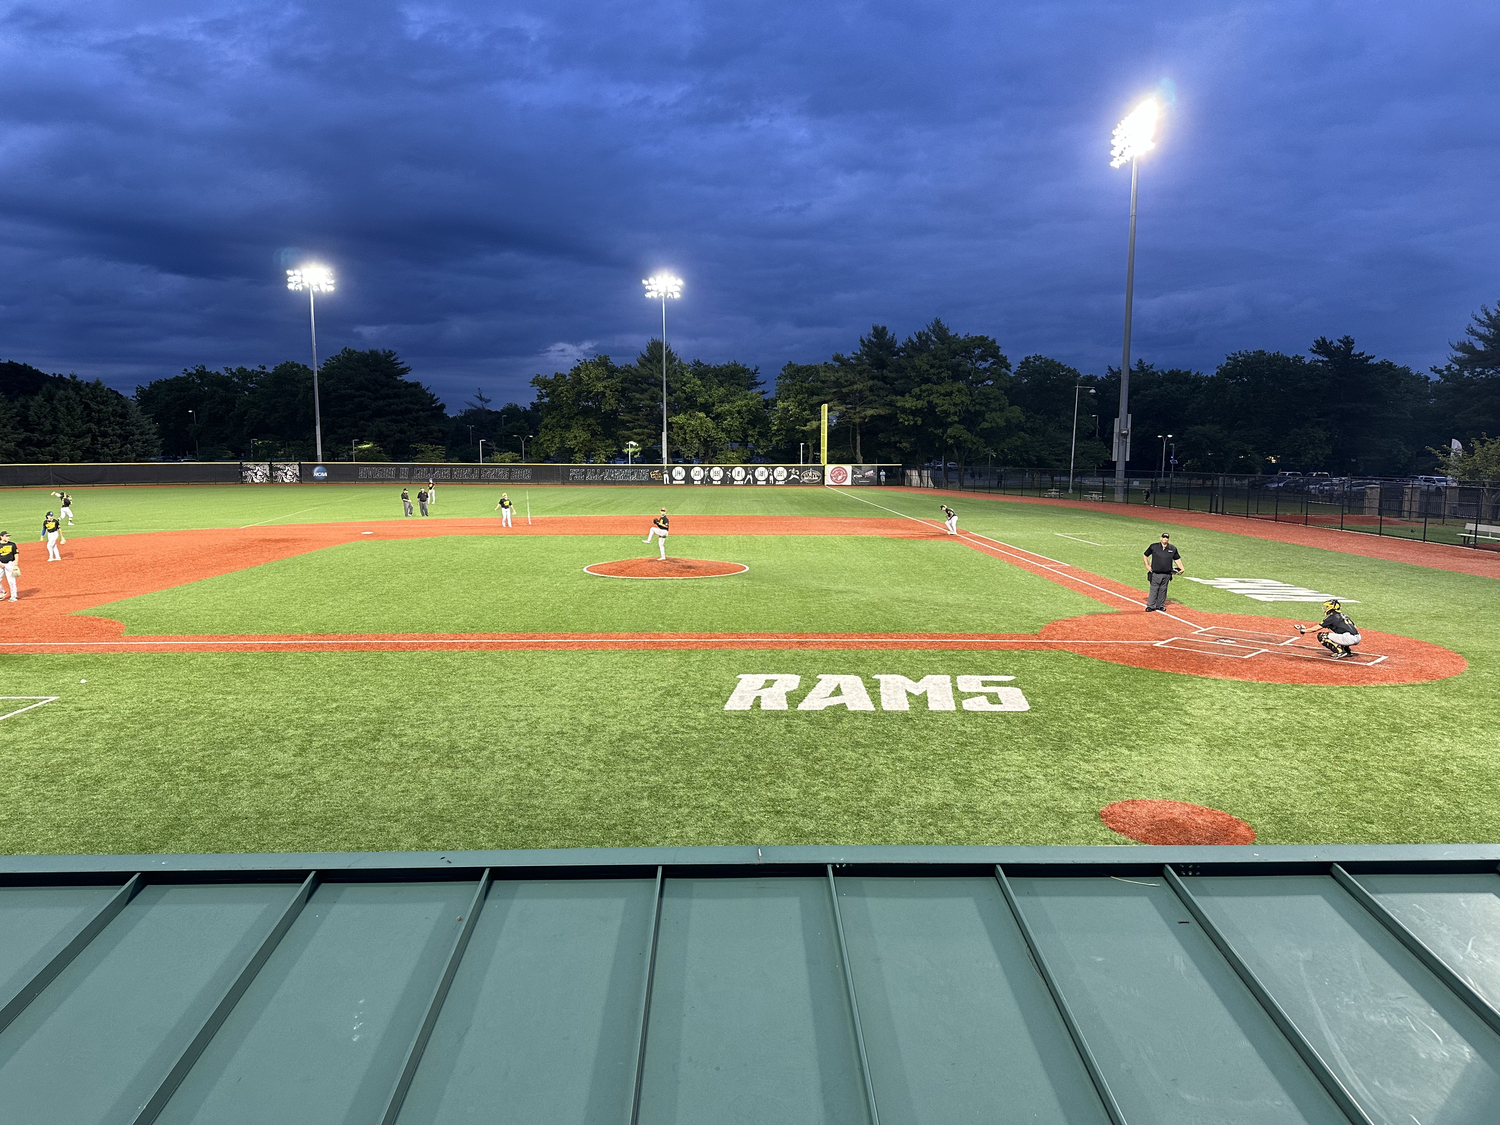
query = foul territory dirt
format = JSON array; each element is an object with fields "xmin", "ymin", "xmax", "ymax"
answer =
[{"xmin": 0, "ymin": 513, "xmax": 1466, "ymax": 685}]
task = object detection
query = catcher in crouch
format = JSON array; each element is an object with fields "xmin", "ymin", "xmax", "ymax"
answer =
[{"xmin": 1299, "ymin": 599, "xmax": 1361, "ymax": 659}]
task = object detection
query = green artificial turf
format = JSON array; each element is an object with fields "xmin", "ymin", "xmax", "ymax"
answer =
[
  {"xmin": 91, "ymin": 535, "xmax": 1101, "ymax": 636},
  {"xmin": 0, "ymin": 482, "xmax": 1494, "ymax": 854}
]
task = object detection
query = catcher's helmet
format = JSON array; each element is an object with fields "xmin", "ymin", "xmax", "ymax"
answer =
[{"xmin": 1322, "ymin": 598, "xmax": 1341, "ymax": 613}]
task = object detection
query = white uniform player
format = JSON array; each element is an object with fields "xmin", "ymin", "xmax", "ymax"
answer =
[
  {"xmin": 643, "ymin": 509, "xmax": 670, "ymax": 559},
  {"xmin": 496, "ymin": 493, "xmax": 514, "ymax": 527},
  {"xmin": 52, "ymin": 492, "xmax": 74, "ymax": 525},
  {"xmin": 940, "ymin": 504, "xmax": 958, "ymax": 535}
]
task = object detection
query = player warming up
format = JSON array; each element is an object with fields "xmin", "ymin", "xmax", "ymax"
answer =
[
  {"xmin": 643, "ymin": 508, "xmax": 670, "ymax": 560},
  {"xmin": 0, "ymin": 532, "xmax": 18, "ymax": 600},
  {"xmin": 496, "ymin": 493, "xmax": 514, "ymax": 527},
  {"xmin": 42, "ymin": 512, "xmax": 63, "ymax": 561},
  {"xmin": 940, "ymin": 504, "xmax": 958, "ymax": 535},
  {"xmin": 1301, "ymin": 599, "xmax": 1361, "ymax": 659},
  {"xmin": 51, "ymin": 491, "xmax": 73, "ymax": 525}
]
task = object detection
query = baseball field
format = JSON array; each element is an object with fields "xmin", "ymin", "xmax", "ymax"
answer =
[{"xmin": 0, "ymin": 481, "xmax": 1494, "ymax": 855}]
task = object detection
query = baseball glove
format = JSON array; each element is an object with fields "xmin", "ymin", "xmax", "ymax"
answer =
[{"xmin": 1294, "ymin": 624, "xmax": 1306, "ymax": 635}]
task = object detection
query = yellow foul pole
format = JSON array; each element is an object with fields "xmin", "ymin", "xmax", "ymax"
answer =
[{"xmin": 820, "ymin": 403, "xmax": 829, "ymax": 465}]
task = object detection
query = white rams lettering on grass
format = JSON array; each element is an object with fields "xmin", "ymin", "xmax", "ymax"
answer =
[
  {"xmin": 724, "ymin": 675, "xmax": 1029, "ymax": 712},
  {"xmin": 1183, "ymin": 578, "xmax": 1358, "ymax": 604}
]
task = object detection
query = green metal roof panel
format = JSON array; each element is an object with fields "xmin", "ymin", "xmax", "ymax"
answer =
[
  {"xmin": 637, "ymin": 877, "xmax": 872, "ymax": 1125},
  {"xmin": 1192, "ymin": 874, "xmax": 1500, "ymax": 1124},
  {"xmin": 836, "ymin": 876, "xmax": 1110, "ymax": 1125},
  {"xmin": 0, "ymin": 845, "xmax": 1497, "ymax": 1123},
  {"xmin": 157, "ymin": 880, "xmax": 475, "ymax": 1125},
  {"xmin": 396, "ymin": 877, "xmax": 656, "ymax": 1125},
  {"xmin": 1358, "ymin": 872, "xmax": 1500, "ymax": 1010},
  {"xmin": 1011, "ymin": 876, "xmax": 1346, "ymax": 1123}
]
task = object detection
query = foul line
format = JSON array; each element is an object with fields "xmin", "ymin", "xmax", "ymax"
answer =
[
  {"xmin": 1055, "ymin": 533, "xmax": 1102, "ymax": 546},
  {"xmin": 239, "ymin": 496, "xmax": 358, "ymax": 529},
  {"xmin": 0, "ymin": 637, "xmax": 1159, "ymax": 649},
  {"xmin": 0, "ymin": 696, "xmax": 59, "ymax": 720},
  {"xmin": 832, "ymin": 488, "xmax": 1191, "ymax": 620}
]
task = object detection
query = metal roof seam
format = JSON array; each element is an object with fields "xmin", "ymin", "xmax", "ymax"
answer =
[
  {"xmin": 1161, "ymin": 866, "xmax": 1376, "ymax": 1125},
  {"xmin": 992, "ymin": 865, "xmax": 1128, "ymax": 1125},
  {"xmin": 0, "ymin": 872, "xmax": 141, "ymax": 1038}
]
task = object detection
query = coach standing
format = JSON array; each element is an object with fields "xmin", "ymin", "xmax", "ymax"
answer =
[{"xmin": 1143, "ymin": 531, "xmax": 1183, "ymax": 611}]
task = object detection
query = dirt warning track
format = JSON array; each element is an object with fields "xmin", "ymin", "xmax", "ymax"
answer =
[{"xmin": 0, "ymin": 515, "xmax": 1465, "ymax": 685}]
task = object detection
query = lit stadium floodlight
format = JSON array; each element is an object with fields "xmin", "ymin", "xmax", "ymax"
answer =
[
  {"xmin": 643, "ymin": 273, "xmax": 682, "ymax": 302},
  {"xmin": 1108, "ymin": 97, "xmax": 1162, "ymax": 501},
  {"xmin": 286, "ymin": 264, "xmax": 335, "ymax": 294},
  {"xmin": 1110, "ymin": 98, "xmax": 1159, "ymax": 168},
  {"xmin": 287, "ymin": 264, "xmax": 336, "ymax": 462},
  {"xmin": 643, "ymin": 274, "xmax": 683, "ymax": 465}
]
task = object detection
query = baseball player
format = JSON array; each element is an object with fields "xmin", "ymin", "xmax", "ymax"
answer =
[
  {"xmin": 41, "ymin": 512, "xmax": 63, "ymax": 561},
  {"xmin": 940, "ymin": 504, "xmax": 958, "ymax": 535},
  {"xmin": 401, "ymin": 488, "xmax": 413, "ymax": 517},
  {"xmin": 0, "ymin": 532, "xmax": 18, "ymax": 600},
  {"xmin": 417, "ymin": 487, "xmax": 430, "ymax": 517},
  {"xmin": 1301, "ymin": 599, "xmax": 1361, "ymax": 659},
  {"xmin": 51, "ymin": 491, "xmax": 73, "ymax": 525},
  {"xmin": 427, "ymin": 477, "xmax": 436, "ymax": 506},
  {"xmin": 496, "ymin": 493, "xmax": 514, "ymax": 527},
  {"xmin": 643, "ymin": 508, "xmax": 670, "ymax": 559}
]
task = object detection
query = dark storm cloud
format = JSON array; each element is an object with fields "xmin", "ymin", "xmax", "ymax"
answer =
[{"xmin": 0, "ymin": 0, "xmax": 1494, "ymax": 406}]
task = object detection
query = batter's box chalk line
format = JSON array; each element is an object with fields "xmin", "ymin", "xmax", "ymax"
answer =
[
  {"xmin": 1155, "ymin": 629, "xmax": 1387, "ymax": 666},
  {"xmin": 0, "ymin": 696, "xmax": 60, "ymax": 721}
]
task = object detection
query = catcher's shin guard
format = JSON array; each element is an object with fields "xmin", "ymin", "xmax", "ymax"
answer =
[{"xmin": 1317, "ymin": 630, "xmax": 1338, "ymax": 653}]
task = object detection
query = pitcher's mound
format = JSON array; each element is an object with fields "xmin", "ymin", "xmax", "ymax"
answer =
[
  {"xmin": 1100, "ymin": 799, "xmax": 1256, "ymax": 845},
  {"xmin": 584, "ymin": 558, "xmax": 749, "ymax": 579}
]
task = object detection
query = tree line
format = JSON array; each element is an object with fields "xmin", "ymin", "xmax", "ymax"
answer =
[
  {"xmin": 534, "ymin": 301, "xmax": 1500, "ymax": 479},
  {"xmin": 1, "ymin": 299, "xmax": 1497, "ymax": 476}
]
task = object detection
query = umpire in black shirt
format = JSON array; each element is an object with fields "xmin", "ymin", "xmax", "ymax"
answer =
[{"xmin": 1143, "ymin": 532, "xmax": 1184, "ymax": 611}]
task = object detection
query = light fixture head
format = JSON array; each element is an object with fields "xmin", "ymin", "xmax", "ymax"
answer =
[
  {"xmin": 287, "ymin": 264, "xmax": 336, "ymax": 293},
  {"xmin": 1110, "ymin": 98, "xmax": 1159, "ymax": 168},
  {"xmin": 643, "ymin": 273, "xmax": 683, "ymax": 301}
]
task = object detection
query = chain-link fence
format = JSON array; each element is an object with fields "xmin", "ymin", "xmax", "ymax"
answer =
[{"xmin": 903, "ymin": 467, "xmax": 1500, "ymax": 551}]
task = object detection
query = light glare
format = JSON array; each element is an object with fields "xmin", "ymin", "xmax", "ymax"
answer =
[
  {"xmin": 287, "ymin": 264, "xmax": 336, "ymax": 293},
  {"xmin": 1109, "ymin": 98, "xmax": 1159, "ymax": 168},
  {"xmin": 643, "ymin": 273, "xmax": 683, "ymax": 301}
]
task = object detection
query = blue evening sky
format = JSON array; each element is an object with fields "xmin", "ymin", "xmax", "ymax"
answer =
[{"xmin": 0, "ymin": 1, "xmax": 1495, "ymax": 407}]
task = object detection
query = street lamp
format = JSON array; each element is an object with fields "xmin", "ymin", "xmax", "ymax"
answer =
[
  {"xmin": 478, "ymin": 438, "xmax": 487, "ymax": 464},
  {"xmin": 1109, "ymin": 97, "xmax": 1160, "ymax": 502},
  {"xmin": 1158, "ymin": 433, "xmax": 1173, "ymax": 481},
  {"xmin": 624, "ymin": 440, "xmax": 641, "ymax": 464},
  {"xmin": 286, "ymin": 264, "xmax": 335, "ymax": 463},
  {"xmin": 520, "ymin": 434, "xmax": 531, "ymax": 462},
  {"xmin": 643, "ymin": 273, "xmax": 683, "ymax": 465},
  {"xmin": 799, "ymin": 441, "xmax": 806, "ymax": 466},
  {"xmin": 187, "ymin": 409, "xmax": 200, "ymax": 459},
  {"xmin": 1068, "ymin": 386, "xmax": 1095, "ymax": 492}
]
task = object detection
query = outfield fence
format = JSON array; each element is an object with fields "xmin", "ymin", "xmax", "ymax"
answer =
[
  {"xmin": 904, "ymin": 466, "xmax": 1500, "ymax": 551},
  {"xmin": 0, "ymin": 460, "xmax": 899, "ymax": 488}
]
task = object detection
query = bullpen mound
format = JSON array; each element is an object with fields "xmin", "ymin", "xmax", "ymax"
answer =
[
  {"xmin": 584, "ymin": 558, "xmax": 749, "ymax": 579},
  {"xmin": 1100, "ymin": 799, "xmax": 1256, "ymax": 845}
]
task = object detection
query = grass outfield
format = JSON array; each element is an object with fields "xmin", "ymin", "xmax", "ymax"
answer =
[{"xmin": 0, "ymin": 483, "xmax": 1495, "ymax": 854}]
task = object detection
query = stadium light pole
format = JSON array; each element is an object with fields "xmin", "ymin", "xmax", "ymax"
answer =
[
  {"xmin": 1109, "ymin": 97, "xmax": 1159, "ymax": 502},
  {"xmin": 643, "ymin": 273, "xmax": 683, "ymax": 465},
  {"xmin": 286, "ymin": 264, "xmax": 335, "ymax": 463},
  {"xmin": 1068, "ymin": 386, "xmax": 1094, "ymax": 492},
  {"xmin": 1158, "ymin": 433, "xmax": 1172, "ymax": 481}
]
